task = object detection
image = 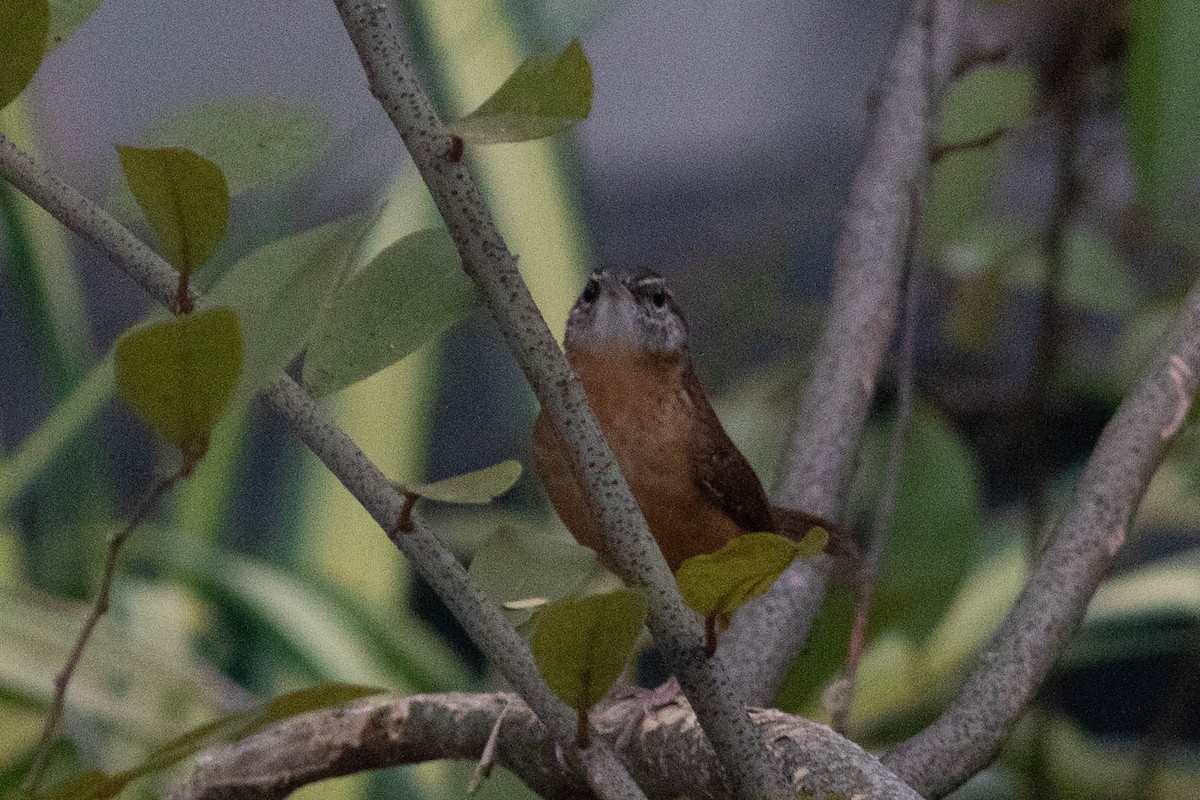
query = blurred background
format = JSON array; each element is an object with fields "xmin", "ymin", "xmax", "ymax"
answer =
[{"xmin": 2, "ymin": 0, "xmax": 1200, "ymax": 798}]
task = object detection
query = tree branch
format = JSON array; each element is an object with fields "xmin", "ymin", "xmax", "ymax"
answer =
[
  {"xmin": 720, "ymin": 0, "xmax": 958, "ymax": 705},
  {"xmin": 831, "ymin": 190, "xmax": 922, "ymax": 736},
  {"xmin": 169, "ymin": 691, "xmax": 925, "ymax": 800},
  {"xmin": 882, "ymin": 278, "xmax": 1200, "ymax": 797},
  {"xmin": 0, "ymin": 133, "xmax": 645, "ymax": 800},
  {"xmin": 328, "ymin": 1, "xmax": 786, "ymax": 796}
]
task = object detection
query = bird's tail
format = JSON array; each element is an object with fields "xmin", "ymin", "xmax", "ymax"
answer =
[{"xmin": 770, "ymin": 506, "xmax": 862, "ymax": 574}]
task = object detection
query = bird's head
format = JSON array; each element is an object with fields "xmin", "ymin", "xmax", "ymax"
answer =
[{"xmin": 564, "ymin": 269, "xmax": 689, "ymax": 356}]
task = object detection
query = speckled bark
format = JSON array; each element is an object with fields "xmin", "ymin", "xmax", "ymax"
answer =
[
  {"xmin": 329, "ymin": 1, "xmax": 787, "ymax": 797},
  {"xmin": 169, "ymin": 692, "xmax": 923, "ymax": 800},
  {"xmin": 723, "ymin": 0, "xmax": 960, "ymax": 705},
  {"xmin": 883, "ymin": 280, "xmax": 1200, "ymax": 797}
]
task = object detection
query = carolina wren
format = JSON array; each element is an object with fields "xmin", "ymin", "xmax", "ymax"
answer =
[{"xmin": 534, "ymin": 269, "xmax": 830, "ymax": 572}]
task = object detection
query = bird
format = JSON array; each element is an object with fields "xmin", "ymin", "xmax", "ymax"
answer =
[{"xmin": 533, "ymin": 268, "xmax": 833, "ymax": 573}]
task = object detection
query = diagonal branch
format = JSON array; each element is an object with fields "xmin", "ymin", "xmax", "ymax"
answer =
[
  {"xmin": 0, "ymin": 133, "xmax": 645, "ymax": 800},
  {"xmin": 328, "ymin": 1, "xmax": 787, "ymax": 796},
  {"xmin": 882, "ymin": 278, "xmax": 1200, "ymax": 798},
  {"xmin": 721, "ymin": 0, "xmax": 959, "ymax": 705},
  {"xmin": 169, "ymin": 691, "xmax": 925, "ymax": 800}
]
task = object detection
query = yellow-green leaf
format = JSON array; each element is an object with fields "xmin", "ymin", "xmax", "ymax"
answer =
[
  {"xmin": 447, "ymin": 39, "xmax": 593, "ymax": 144},
  {"xmin": 113, "ymin": 307, "xmax": 242, "ymax": 462},
  {"xmin": 303, "ymin": 228, "xmax": 479, "ymax": 396},
  {"xmin": 676, "ymin": 532, "xmax": 816, "ymax": 622},
  {"xmin": 115, "ymin": 145, "xmax": 230, "ymax": 276},
  {"xmin": 409, "ymin": 460, "xmax": 522, "ymax": 504},
  {"xmin": 531, "ymin": 589, "xmax": 647, "ymax": 711},
  {"xmin": 0, "ymin": 0, "xmax": 49, "ymax": 110}
]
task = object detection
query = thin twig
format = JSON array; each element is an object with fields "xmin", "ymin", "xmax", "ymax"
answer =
[
  {"xmin": 467, "ymin": 699, "xmax": 509, "ymax": 794},
  {"xmin": 831, "ymin": 188, "xmax": 922, "ymax": 736},
  {"xmin": 929, "ymin": 126, "xmax": 1010, "ymax": 163},
  {"xmin": 721, "ymin": 0, "xmax": 958, "ymax": 706},
  {"xmin": 327, "ymin": 2, "xmax": 786, "ymax": 798},
  {"xmin": 883, "ymin": 273, "xmax": 1200, "ymax": 797},
  {"xmin": 0, "ymin": 128, "xmax": 649, "ymax": 800},
  {"xmin": 1024, "ymin": 18, "xmax": 1092, "ymax": 552},
  {"xmin": 2, "ymin": 65, "xmax": 919, "ymax": 800},
  {"xmin": 21, "ymin": 467, "xmax": 186, "ymax": 796}
]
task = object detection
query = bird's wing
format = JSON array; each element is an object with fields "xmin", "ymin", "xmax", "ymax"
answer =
[{"xmin": 683, "ymin": 367, "xmax": 776, "ymax": 533}]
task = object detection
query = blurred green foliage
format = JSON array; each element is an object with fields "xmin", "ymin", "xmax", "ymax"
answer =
[{"xmin": 2, "ymin": 1, "xmax": 1200, "ymax": 799}]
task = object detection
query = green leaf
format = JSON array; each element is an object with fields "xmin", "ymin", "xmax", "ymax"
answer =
[
  {"xmin": 1127, "ymin": 0, "xmax": 1200, "ymax": 217},
  {"xmin": 934, "ymin": 66, "xmax": 1035, "ymax": 148},
  {"xmin": 448, "ymin": 39, "xmax": 593, "ymax": 144},
  {"xmin": 675, "ymin": 531, "xmax": 820, "ymax": 623},
  {"xmin": 303, "ymin": 228, "xmax": 479, "ymax": 396},
  {"xmin": 468, "ymin": 525, "xmax": 597, "ymax": 625},
  {"xmin": 409, "ymin": 460, "xmax": 523, "ymax": 504},
  {"xmin": 47, "ymin": 0, "xmax": 103, "ymax": 51},
  {"xmin": 531, "ymin": 589, "xmax": 647, "ymax": 711},
  {"xmin": 39, "ymin": 684, "xmax": 382, "ymax": 800},
  {"xmin": 204, "ymin": 215, "xmax": 368, "ymax": 408},
  {"xmin": 143, "ymin": 101, "xmax": 325, "ymax": 194},
  {"xmin": 923, "ymin": 66, "xmax": 1035, "ymax": 255},
  {"xmin": 113, "ymin": 307, "xmax": 243, "ymax": 462},
  {"xmin": 115, "ymin": 146, "xmax": 230, "ymax": 276},
  {"xmin": 0, "ymin": 0, "xmax": 49, "ymax": 110},
  {"xmin": 877, "ymin": 405, "xmax": 981, "ymax": 637}
]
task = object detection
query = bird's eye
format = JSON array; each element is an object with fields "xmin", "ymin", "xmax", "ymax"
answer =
[
  {"xmin": 651, "ymin": 290, "xmax": 668, "ymax": 309},
  {"xmin": 581, "ymin": 278, "xmax": 600, "ymax": 304}
]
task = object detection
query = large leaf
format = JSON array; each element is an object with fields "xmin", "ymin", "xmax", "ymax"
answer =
[
  {"xmin": 38, "ymin": 684, "xmax": 382, "ymax": 800},
  {"xmin": 775, "ymin": 407, "xmax": 981, "ymax": 713},
  {"xmin": 531, "ymin": 589, "xmax": 646, "ymax": 712},
  {"xmin": 923, "ymin": 66, "xmax": 1035, "ymax": 255},
  {"xmin": 676, "ymin": 530, "xmax": 826, "ymax": 625},
  {"xmin": 447, "ymin": 39, "xmax": 593, "ymax": 144},
  {"xmin": 468, "ymin": 525, "xmax": 597, "ymax": 625},
  {"xmin": 934, "ymin": 66, "xmax": 1035, "ymax": 149},
  {"xmin": 47, "ymin": 0, "xmax": 102, "ymax": 51},
  {"xmin": 204, "ymin": 215, "xmax": 367, "ymax": 407},
  {"xmin": 408, "ymin": 460, "xmax": 522, "ymax": 505},
  {"xmin": 1127, "ymin": 0, "xmax": 1200, "ymax": 217},
  {"xmin": 113, "ymin": 308, "xmax": 243, "ymax": 463},
  {"xmin": 877, "ymin": 406, "xmax": 981, "ymax": 637},
  {"xmin": 116, "ymin": 146, "xmax": 230, "ymax": 276},
  {"xmin": 302, "ymin": 228, "xmax": 479, "ymax": 396},
  {"xmin": 0, "ymin": 0, "xmax": 49, "ymax": 110}
]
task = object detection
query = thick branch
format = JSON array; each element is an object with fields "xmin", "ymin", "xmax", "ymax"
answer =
[
  {"xmin": 721, "ymin": 0, "xmax": 956, "ymax": 704},
  {"xmin": 883, "ymin": 279, "xmax": 1200, "ymax": 797},
  {"xmin": 329, "ymin": 1, "xmax": 785, "ymax": 796},
  {"xmin": 170, "ymin": 691, "xmax": 924, "ymax": 800},
  {"xmin": 0, "ymin": 134, "xmax": 644, "ymax": 800}
]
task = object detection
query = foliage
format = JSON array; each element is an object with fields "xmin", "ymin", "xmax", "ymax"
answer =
[
  {"xmin": 0, "ymin": 1, "xmax": 47, "ymax": 112},
  {"xmin": 531, "ymin": 590, "xmax": 647, "ymax": 717},
  {"xmin": 448, "ymin": 39, "xmax": 593, "ymax": 144}
]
